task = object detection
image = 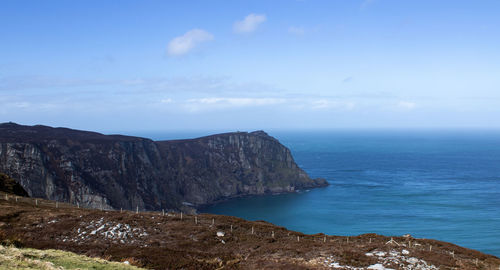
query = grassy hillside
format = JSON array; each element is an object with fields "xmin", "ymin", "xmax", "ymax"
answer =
[{"xmin": 0, "ymin": 244, "xmax": 143, "ymax": 270}]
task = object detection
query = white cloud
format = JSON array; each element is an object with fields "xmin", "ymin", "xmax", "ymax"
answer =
[
  {"xmin": 167, "ymin": 29, "xmax": 214, "ymax": 56},
  {"xmin": 397, "ymin": 101, "xmax": 416, "ymax": 110},
  {"xmin": 160, "ymin": 98, "xmax": 173, "ymax": 103},
  {"xmin": 181, "ymin": 96, "xmax": 358, "ymax": 113},
  {"xmin": 288, "ymin": 26, "xmax": 305, "ymax": 35},
  {"xmin": 233, "ymin": 14, "xmax": 267, "ymax": 33},
  {"xmin": 13, "ymin": 102, "xmax": 30, "ymax": 108},
  {"xmin": 184, "ymin": 97, "xmax": 285, "ymax": 112},
  {"xmin": 190, "ymin": 97, "xmax": 284, "ymax": 106}
]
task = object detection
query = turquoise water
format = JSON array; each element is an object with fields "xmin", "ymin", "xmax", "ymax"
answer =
[{"xmin": 199, "ymin": 131, "xmax": 500, "ymax": 257}]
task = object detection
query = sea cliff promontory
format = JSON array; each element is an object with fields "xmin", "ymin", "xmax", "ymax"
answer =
[{"xmin": 0, "ymin": 122, "xmax": 327, "ymax": 212}]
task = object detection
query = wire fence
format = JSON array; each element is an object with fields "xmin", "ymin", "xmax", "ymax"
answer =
[{"xmin": 0, "ymin": 191, "xmax": 459, "ymax": 259}]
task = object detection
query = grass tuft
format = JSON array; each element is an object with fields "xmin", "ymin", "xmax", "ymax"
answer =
[{"xmin": 0, "ymin": 244, "xmax": 144, "ymax": 269}]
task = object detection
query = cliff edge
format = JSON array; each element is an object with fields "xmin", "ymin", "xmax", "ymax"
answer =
[{"xmin": 0, "ymin": 123, "xmax": 327, "ymax": 211}]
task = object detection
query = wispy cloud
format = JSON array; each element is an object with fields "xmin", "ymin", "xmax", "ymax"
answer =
[
  {"xmin": 184, "ymin": 97, "xmax": 285, "ymax": 112},
  {"xmin": 310, "ymin": 99, "xmax": 356, "ymax": 110},
  {"xmin": 0, "ymin": 76, "xmax": 112, "ymax": 91},
  {"xmin": 342, "ymin": 77, "xmax": 353, "ymax": 83},
  {"xmin": 288, "ymin": 26, "xmax": 305, "ymax": 35},
  {"xmin": 361, "ymin": 0, "xmax": 375, "ymax": 9},
  {"xmin": 177, "ymin": 96, "xmax": 362, "ymax": 113},
  {"xmin": 167, "ymin": 29, "xmax": 214, "ymax": 56},
  {"xmin": 233, "ymin": 14, "xmax": 267, "ymax": 33},
  {"xmin": 397, "ymin": 101, "xmax": 417, "ymax": 110}
]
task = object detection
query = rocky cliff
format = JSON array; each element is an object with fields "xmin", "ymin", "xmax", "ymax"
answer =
[{"xmin": 0, "ymin": 123, "xmax": 327, "ymax": 211}]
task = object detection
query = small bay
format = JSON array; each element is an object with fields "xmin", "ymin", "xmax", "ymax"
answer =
[{"xmin": 201, "ymin": 130, "xmax": 500, "ymax": 257}]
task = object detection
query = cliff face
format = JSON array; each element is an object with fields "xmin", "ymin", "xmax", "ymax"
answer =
[{"xmin": 0, "ymin": 123, "xmax": 327, "ymax": 211}]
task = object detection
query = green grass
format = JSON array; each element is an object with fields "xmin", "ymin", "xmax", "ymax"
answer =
[{"xmin": 0, "ymin": 245, "xmax": 144, "ymax": 270}]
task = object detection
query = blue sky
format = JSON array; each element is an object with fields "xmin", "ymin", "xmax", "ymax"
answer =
[{"xmin": 1, "ymin": 0, "xmax": 500, "ymax": 132}]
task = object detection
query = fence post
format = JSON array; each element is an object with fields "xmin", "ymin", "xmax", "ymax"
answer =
[
  {"xmin": 230, "ymin": 225, "xmax": 233, "ymax": 232},
  {"xmin": 5, "ymin": 194, "xmax": 7, "ymax": 200},
  {"xmin": 181, "ymin": 212, "xmax": 183, "ymax": 220},
  {"xmin": 77, "ymin": 202, "xmax": 79, "ymax": 209},
  {"xmin": 272, "ymin": 231, "xmax": 275, "ymax": 238},
  {"xmin": 162, "ymin": 209, "xmax": 165, "ymax": 216},
  {"xmin": 15, "ymin": 196, "xmax": 18, "ymax": 202},
  {"xmin": 324, "ymin": 236, "xmax": 326, "ymax": 243},
  {"xmin": 136, "ymin": 206, "xmax": 138, "ymax": 214},
  {"xmin": 56, "ymin": 202, "xmax": 58, "ymax": 208},
  {"xmin": 195, "ymin": 216, "xmax": 198, "ymax": 224},
  {"xmin": 35, "ymin": 199, "xmax": 38, "ymax": 206},
  {"xmin": 251, "ymin": 226, "xmax": 254, "ymax": 234},
  {"xmin": 212, "ymin": 218, "xmax": 214, "ymax": 226},
  {"xmin": 297, "ymin": 236, "xmax": 300, "ymax": 242}
]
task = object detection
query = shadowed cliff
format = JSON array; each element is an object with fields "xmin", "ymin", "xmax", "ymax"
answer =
[
  {"xmin": 0, "ymin": 122, "xmax": 327, "ymax": 211},
  {"xmin": 0, "ymin": 172, "xmax": 29, "ymax": 197}
]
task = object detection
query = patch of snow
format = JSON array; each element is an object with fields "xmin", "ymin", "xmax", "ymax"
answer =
[
  {"xmin": 90, "ymin": 224, "xmax": 106, "ymax": 235},
  {"xmin": 321, "ymin": 250, "xmax": 438, "ymax": 270},
  {"xmin": 330, "ymin": 262, "xmax": 341, "ymax": 268},
  {"xmin": 389, "ymin": 251, "xmax": 399, "ymax": 256},
  {"xmin": 407, "ymin": 257, "xmax": 419, "ymax": 264},
  {"xmin": 368, "ymin": 263, "xmax": 394, "ymax": 270},
  {"xmin": 58, "ymin": 218, "xmax": 149, "ymax": 244}
]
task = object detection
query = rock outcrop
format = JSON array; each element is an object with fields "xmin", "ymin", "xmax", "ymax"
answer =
[
  {"xmin": 0, "ymin": 122, "xmax": 327, "ymax": 211},
  {"xmin": 0, "ymin": 172, "xmax": 29, "ymax": 197}
]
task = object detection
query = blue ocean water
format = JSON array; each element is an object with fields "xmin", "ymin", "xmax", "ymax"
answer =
[{"xmin": 199, "ymin": 131, "xmax": 500, "ymax": 257}]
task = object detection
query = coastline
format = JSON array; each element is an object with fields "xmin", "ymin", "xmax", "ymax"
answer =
[{"xmin": 197, "ymin": 181, "xmax": 329, "ymax": 213}]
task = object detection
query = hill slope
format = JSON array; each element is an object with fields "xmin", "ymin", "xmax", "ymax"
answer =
[{"xmin": 1, "ymin": 195, "xmax": 498, "ymax": 270}]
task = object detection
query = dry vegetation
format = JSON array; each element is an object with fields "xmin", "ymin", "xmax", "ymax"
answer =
[
  {"xmin": 0, "ymin": 192, "xmax": 499, "ymax": 270},
  {"xmin": 0, "ymin": 244, "xmax": 143, "ymax": 269}
]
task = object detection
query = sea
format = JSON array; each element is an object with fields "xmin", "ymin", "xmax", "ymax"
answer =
[{"xmin": 138, "ymin": 130, "xmax": 500, "ymax": 257}]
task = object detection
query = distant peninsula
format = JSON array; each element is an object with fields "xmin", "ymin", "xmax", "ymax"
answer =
[{"xmin": 0, "ymin": 122, "xmax": 328, "ymax": 212}]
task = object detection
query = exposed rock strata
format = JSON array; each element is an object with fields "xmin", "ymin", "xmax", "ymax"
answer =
[{"xmin": 0, "ymin": 123, "xmax": 327, "ymax": 211}]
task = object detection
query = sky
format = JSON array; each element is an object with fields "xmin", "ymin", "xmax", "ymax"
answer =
[{"xmin": 1, "ymin": 0, "xmax": 500, "ymax": 133}]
